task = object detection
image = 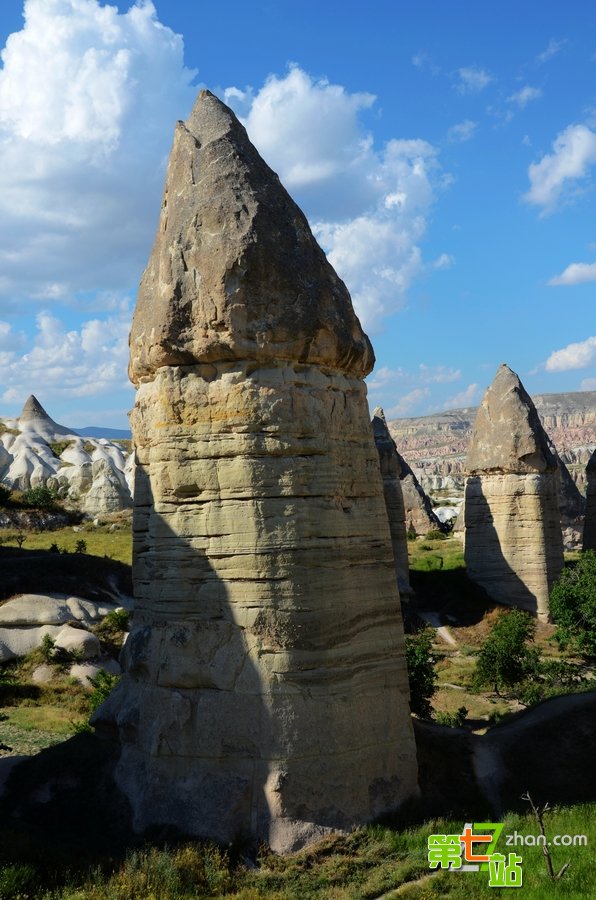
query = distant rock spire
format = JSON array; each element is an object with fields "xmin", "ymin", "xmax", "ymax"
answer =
[{"xmin": 464, "ymin": 363, "xmax": 563, "ymax": 620}]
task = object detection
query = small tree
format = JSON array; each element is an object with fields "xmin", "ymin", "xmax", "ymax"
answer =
[
  {"xmin": 75, "ymin": 539, "xmax": 87, "ymax": 554},
  {"xmin": 405, "ymin": 627, "xmax": 437, "ymax": 718},
  {"xmin": 21, "ymin": 485, "xmax": 57, "ymax": 509},
  {"xmin": 14, "ymin": 531, "xmax": 26, "ymax": 549},
  {"xmin": 550, "ymin": 551, "xmax": 596, "ymax": 659},
  {"xmin": 473, "ymin": 609, "xmax": 537, "ymax": 695}
]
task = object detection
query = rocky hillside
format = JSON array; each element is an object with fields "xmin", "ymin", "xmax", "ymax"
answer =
[
  {"xmin": 0, "ymin": 396, "xmax": 133, "ymax": 515},
  {"xmin": 388, "ymin": 391, "xmax": 596, "ymax": 496}
]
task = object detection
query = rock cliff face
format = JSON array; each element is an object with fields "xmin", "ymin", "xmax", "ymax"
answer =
[
  {"xmin": 584, "ymin": 450, "xmax": 596, "ymax": 551},
  {"xmin": 464, "ymin": 364, "xmax": 564, "ymax": 621},
  {"xmin": 371, "ymin": 408, "xmax": 412, "ymax": 599},
  {"xmin": 388, "ymin": 392, "xmax": 596, "ymax": 495},
  {"xmin": 96, "ymin": 91, "xmax": 417, "ymax": 852}
]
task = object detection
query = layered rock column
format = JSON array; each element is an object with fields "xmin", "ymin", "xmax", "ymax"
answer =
[
  {"xmin": 464, "ymin": 364, "xmax": 563, "ymax": 621},
  {"xmin": 584, "ymin": 449, "xmax": 596, "ymax": 550},
  {"xmin": 372, "ymin": 408, "xmax": 412, "ymax": 600},
  {"xmin": 95, "ymin": 91, "xmax": 417, "ymax": 852}
]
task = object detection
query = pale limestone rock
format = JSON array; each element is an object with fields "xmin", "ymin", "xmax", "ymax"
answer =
[
  {"xmin": 584, "ymin": 449, "xmax": 596, "ymax": 550},
  {"xmin": 83, "ymin": 458, "xmax": 132, "ymax": 515},
  {"xmin": 464, "ymin": 364, "xmax": 564, "ymax": 620},
  {"xmin": 0, "ymin": 593, "xmax": 117, "ymax": 627},
  {"xmin": 54, "ymin": 625, "xmax": 100, "ymax": 659},
  {"xmin": 94, "ymin": 90, "xmax": 417, "ymax": 853},
  {"xmin": 372, "ymin": 408, "xmax": 412, "ymax": 600},
  {"xmin": 0, "ymin": 624, "xmax": 63, "ymax": 662},
  {"xmin": 397, "ymin": 452, "xmax": 443, "ymax": 536},
  {"xmin": 70, "ymin": 658, "xmax": 121, "ymax": 688}
]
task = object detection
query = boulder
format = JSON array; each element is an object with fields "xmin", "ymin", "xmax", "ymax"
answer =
[
  {"xmin": 94, "ymin": 90, "xmax": 418, "ymax": 853},
  {"xmin": 464, "ymin": 364, "xmax": 564, "ymax": 620},
  {"xmin": 0, "ymin": 624, "xmax": 63, "ymax": 662},
  {"xmin": 70, "ymin": 658, "xmax": 121, "ymax": 688},
  {"xmin": 0, "ymin": 594, "xmax": 117, "ymax": 627},
  {"xmin": 53, "ymin": 625, "xmax": 100, "ymax": 660}
]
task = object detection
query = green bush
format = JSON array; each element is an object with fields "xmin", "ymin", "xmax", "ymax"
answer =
[
  {"xmin": 550, "ymin": 550, "xmax": 596, "ymax": 659},
  {"xmin": 435, "ymin": 705, "xmax": 468, "ymax": 728},
  {"xmin": 0, "ymin": 863, "xmax": 37, "ymax": 899},
  {"xmin": 20, "ymin": 485, "xmax": 58, "ymax": 509},
  {"xmin": 49, "ymin": 441, "xmax": 70, "ymax": 458},
  {"xmin": 425, "ymin": 529, "xmax": 446, "ymax": 541},
  {"xmin": 405, "ymin": 627, "xmax": 437, "ymax": 718},
  {"xmin": 75, "ymin": 538, "xmax": 87, "ymax": 554},
  {"xmin": 472, "ymin": 609, "xmax": 538, "ymax": 695}
]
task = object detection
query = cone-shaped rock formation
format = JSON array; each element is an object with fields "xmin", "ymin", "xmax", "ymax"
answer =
[
  {"xmin": 96, "ymin": 91, "xmax": 417, "ymax": 852},
  {"xmin": 372, "ymin": 408, "xmax": 412, "ymax": 600},
  {"xmin": 584, "ymin": 449, "xmax": 596, "ymax": 551},
  {"xmin": 19, "ymin": 395, "xmax": 74, "ymax": 441},
  {"xmin": 464, "ymin": 364, "xmax": 563, "ymax": 620}
]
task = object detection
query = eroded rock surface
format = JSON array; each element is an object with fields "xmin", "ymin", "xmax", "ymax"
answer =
[
  {"xmin": 464, "ymin": 364, "xmax": 564, "ymax": 620},
  {"xmin": 584, "ymin": 449, "xmax": 596, "ymax": 550},
  {"xmin": 95, "ymin": 91, "xmax": 417, "ymax": 852},
  {"xmin": 372, "ymin": 408, "xmax": 412, "ymax": 600}
]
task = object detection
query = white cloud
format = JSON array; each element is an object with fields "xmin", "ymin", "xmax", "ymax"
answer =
[
  {"xmin": 226, "ymin": 67, "xmax": 447, "ymax": 332},
  {"xmin": 385, "ymin": 388, "xmax": 431, "ymax": 417},
  {"xmin": 1, "ymin": 306, "xmax": 133, "ymax": 403},
  {"xmin": 411, "ymin": 51, "xmax": 440, "ymax": 75},
  {"xmin": 456, "ymin": 66, "xmax": 493, "ymax": 94},
  {"xmin": 0, "ymin": 320, "xmax": 26, "ymax": 353},
  {"xmin": 368, "ymin": 364, "xmax": 461, "ymax": 392},
  {"xmin": 524, "ymin": 124, "xmax": 596, "ymax": 211},
  {"xmin": 446, "ymin": 119, "xmax": 477, "ymax": 143},
  {"xmin": 544, "ymin": 336, "xmax": 596, "ymax": 371},
  {"xmin": 581, "ymin": 377, "xmax": 596, "ymax": 391},
  {"xmin": 0, "ymin": 0, "xmax": 197, "ymax": 306},
  {"xmin": 536, "ymin": 39, "xmax": 566, "ymax": 64},
  {"xmin": 443, "ymin": 383, "xmax": 480, "ymax": 409},
  {"xmin": 507, "ymin": 86, "xmax": 542, "ymax": 109},
  {"xmin": 548, "ymin": 262, "xmax": 596, "ymax": 286}
]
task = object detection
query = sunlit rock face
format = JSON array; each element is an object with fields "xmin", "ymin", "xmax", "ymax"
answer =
[
  {"xmin": 584, "ymin": 450, "xmax": 596, "ymax": 551},
  {"xmin": 95, "ymin": 90, "xmax": 418, "ymax": 853},
  {"xmin": 372, "ymin": 408, "xmax": 412, "ymax": 601},
  {"xmin": 464, "ymin": 364, "xmax": 564, "ymax": 622}
]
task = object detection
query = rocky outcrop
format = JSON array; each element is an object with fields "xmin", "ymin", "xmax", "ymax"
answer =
[
  {"xmin": 0, "ymin": 398, "xmax": 133, "ymax": 511},
  {"xmin": 371, "ymin": 408, "xmax": 412, "ymax": 600},
  {"xmin": 584, "ymin": 450, "xmax": 596, "ymax": 551},
  {"xmin": 397, "ymin": 451, "xmax": 444, "ymax": 536},
  {"xmin": 95, "ymin": 91, "xmax": 417, "ymax": 853},
  {"xmin": 464, "ymin": 364, "xmax": 564, "ymax": 620},
  {"xmin": 388, "ymin": 392, "xmax": 596, "ymax": 496}
]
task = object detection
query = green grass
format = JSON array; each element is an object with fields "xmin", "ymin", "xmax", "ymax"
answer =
[
  {"xmin": 0, "ymin": 805, "xmax": 593, "ymax": 898},
  {"xmin": 1, "ymin": 526, "xmax": 131, "ymax": 564}
]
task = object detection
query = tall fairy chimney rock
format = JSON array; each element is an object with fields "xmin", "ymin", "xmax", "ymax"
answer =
[
  {"xmin": 96, "ymin": 91, "xmax": 418, "ymax": 852},
  {"xmin": 464, "ymin": 364, "xmax": 563, "ymax": 620},
  {"xmin": 584, "ymin": 449, "xmax": 596, "ymax": 551},
  {"xmin": 372, "ymin": 407, "xmax": 412, "ymax": 600}
]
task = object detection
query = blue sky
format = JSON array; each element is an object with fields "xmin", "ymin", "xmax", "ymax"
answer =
[{"xmin": 0, "ymin": 0, "xmax": 595, "ymax": 428}]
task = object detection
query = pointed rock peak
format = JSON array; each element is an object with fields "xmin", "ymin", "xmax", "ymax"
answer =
[
  {"xmin": 467, "ymin": 363, "xmax": 556, "ymax": 475},
  {"xmin": 130, "ymin": 89, "xmax": 374, "ymax": 383},
  {"xmin": 20, "ymin": 395, "xmax": 51, "ymax": 421},
  {"xmin": 587, "ymin": 448, "xmax": 596, "ymax": 473},
  {"xmin": 372, "ymin": 407, "xmax": 392, "ymax": 442}
]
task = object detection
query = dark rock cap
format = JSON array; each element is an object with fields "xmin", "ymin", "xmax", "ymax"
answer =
[
  {"xmin": 129, "ymin": 90, "xmax": 374, "ymax": 382},
  {"xmin": 466, "ymin": 364, "xmax": 557, "ymax": 475}
]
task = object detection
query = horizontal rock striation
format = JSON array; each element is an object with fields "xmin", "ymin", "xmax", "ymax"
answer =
[
  {"xmin": 464, "ymin": 364, "xmax": 564, "ymax": 620},
  {"xmin": 96, "ymin": 90, "xmax": 417, "ymax": 853}
]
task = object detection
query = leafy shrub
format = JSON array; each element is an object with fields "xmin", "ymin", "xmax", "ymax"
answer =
[
  {"xmin": 75, "ymin": 539, "xmax": 87, "ymax": 554},
  {"xmin": 406, "ymin": 523, "xmax": 417, "ymax": 541},
  {"xmin": 425, "ymin": 529, "xmax": 447, "ymax": 541},
  {"xmin": 103, "ymin": 608, "xmax": 129, "ymax": 631},
  {"xmin": 550, "ymin": 551, "xmax": 596, "ymax": 659},
  {"xmin": 88, "ymin": 669, "xmax": 120, "ymax": 714},
  {"xmin": 0, "ymin": 863, "xmax": 37, "ymax": 899},
  {"xmin": 40, "ymin": 633, "xmax": 56, "ymax": 663},
  {"xmin": 20, "ymin": 485, "xmax": 58, "ymax": 509},
  {"xmin": 472, "ymin": 609, "xmax": 538, "ymax": 695},
  {"xmin": 405, "ymin": 627, "xmax": 437, "ymax": 718},
  {"xmin": 49, "ymin": 542, "xmax": 60, "ymax": 553},
  {"xmin": 435, "ymin": 705, "xmax": 468, "ymax": 728},
  {"xmin": 49, "ymin": 441, "xmax": 70, "ymax": 458}
]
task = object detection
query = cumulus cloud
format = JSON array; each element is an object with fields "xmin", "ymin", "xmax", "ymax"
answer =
[
  {"xmin": 456, "ymin": 66, "xmax": 493, "ymax": 94},
  {"xmin": 536, "ymin": 39, "xmax": 566, "ymax": 65},
  {"xmin": 544, "ymin": 336, "xmax": 596, "ymax": 372},
  {"xmin": 226, "ymin": 66, "xmax": 446, "ymax": 332},
  {"xmin": 548, "ymin": 262, "xmax": 596, "ymax": 286},
  {"xmin": 443, "ymin": 383, "xmax": 480, "ymax": 409},
  {"xmin": 385, "ymin": 388, "xmax": 431, "ymax": 417},
  {"xmin": 0, "ymin": 0, "xmax": 197, "ymax": 306},
  {"xmin": 524, "ymin": 124, "xmax": 596, "ymax": 211},
  {"xmin": 446, "ymin": 120, "xmax": 477, "ymax": 143},
  {"xmin": 1, "ymin": 304, "xmax": 133, "ymax": 404},
  {"xmin": 507, "ymin": 86, "xmax": 542, "ymax": 109},
  {"xmin": 581, "ymin": 377, "xmax": 596, "ymax": 391},
  {"xmin": 368, "ymin": 364, "xmax": 461, "ymax": 392}
]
